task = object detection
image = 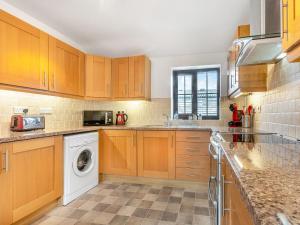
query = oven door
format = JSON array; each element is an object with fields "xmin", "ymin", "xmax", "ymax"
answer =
[{"xmin": 208, "ymin": 143, "xmax": 218, "ymax": 225}]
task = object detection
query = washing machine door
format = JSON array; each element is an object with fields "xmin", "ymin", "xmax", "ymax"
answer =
[{"xmin": 73, "ymin": 147, "xmax": 95, "ymax": 177}]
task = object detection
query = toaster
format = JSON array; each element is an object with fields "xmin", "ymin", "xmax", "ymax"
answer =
[{"xmin": 10, "ymin": 115, "xmax": 45, "ymax": 131}]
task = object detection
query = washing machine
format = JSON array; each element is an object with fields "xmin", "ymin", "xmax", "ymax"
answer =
[{"xmin": 63, "ymin": 132, "xmax": 99, "ymax": 205}]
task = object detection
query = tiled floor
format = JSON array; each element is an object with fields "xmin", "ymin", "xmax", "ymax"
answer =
[{"xmin": 33, "ymin": 181, "xmax": 210, "ymax": 225}]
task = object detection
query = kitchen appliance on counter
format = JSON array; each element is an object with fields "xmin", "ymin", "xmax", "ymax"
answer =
[
  {"xmin": 116, "ymin": 111, "xmax": 128, "ymax": 125},
  {"xmin": 10, "ymin": 115, "xmax": 45, "ymax": 131},
  {"xmin": 83, "ymin": 111, "xmax": 113, "ymax": 126},
  {"xmin": 228, "ymin": 103, "xmax": 243, "ymax": 127},
  {"xmin": 208, "ymin": 131, "xmax": 283, "ymax": 225}
]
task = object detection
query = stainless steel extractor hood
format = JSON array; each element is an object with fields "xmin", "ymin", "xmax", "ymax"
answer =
[{"xmin": 236, "ymin": 0, "xmax": 283, "ymax": 66}]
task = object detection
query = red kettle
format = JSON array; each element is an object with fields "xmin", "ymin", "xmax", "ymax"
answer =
[{"xmin": 116, "ymin": 111, "xmax": 128, "ymax": 125}]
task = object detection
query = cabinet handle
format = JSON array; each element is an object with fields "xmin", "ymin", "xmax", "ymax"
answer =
[
  {"xmin": 282, "ymin": 0, "xmax": 289, "ymax": 40},
  {"xmin": 43, "ymin": 71, "xmax": 46, "ymax": 86},
  {"xmin": 185, "ymin": 148, "xmax": 200, "ymax": 153},
  {"xmin": 52, "ymin": 74, "xmax": 55, "ymax": 89},
  {"xmin": 171, "ymin": 135, "xmax": 174, "ymax": 148},
  {"xmin": 2, "ymin": 150, "xmax": 8, "ymax": 173}
]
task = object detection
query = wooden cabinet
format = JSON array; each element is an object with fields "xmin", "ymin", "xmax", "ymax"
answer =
[
  {"xmin": 0, "ymin": 143, "xmax": 13, "ymax": 225},
  {"xmin": 227, "ymin": 25, "xmax": 268, "ymax": 97},
  {"xmin": 175, "ymin": 131, "xmax": 210, "ymax": 182},
  {"xmin": 49, "ymin": 36, "xmax": 85, "ymax": 96},
  {"xmin": 112, "ymin": 57, "xmax": 130, "ymax": 98},
  {"xmin": 99, "ymin": 130, "xmax": 137, "ymax": 176},
  {"xmin": 282, "ymin": 0, "xmax": 300, "ymax": 62},
  {"xmin": 137, "ymin": 131, "xmax": 175, "ymax": 179},
  {"xmin": 223, "ymin": 161, "xmax": 254, "ymax": 225},
  {"xmin": 112, "ymin": 55, "xmax": 151, "ymax": 100},
  {"xmin": 0, "ymin": 10, "xmax": 49, "ymax": 91},
  {"xmin": 85, "ymin": 55, "xmax": 112, "ymax": 99},
  {"xmin": 129, "ymin": 56, "xmax": 151, "ymax": 99},
  {"xmin": 11, "ymin": 136, "xmax": 63, "ymax": 223}
]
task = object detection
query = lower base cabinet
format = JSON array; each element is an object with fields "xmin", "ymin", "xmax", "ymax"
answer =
[
  {"xmin": 137, "ymin": 131, "xmax": 175, "ymax": 179},
  {"xmin": 0, "ymin": 143, "xmax": 13, "ymax": 225},
  {"xmin": 99, "ymin": 130, "xmax": 137, "ymax": 176},
  {"xmin": 224, "ymin": 161, "xmax": 254, "ymax": 225},
  {"xmin": 0, "ymin": 136, "xmax": 63, "ymax": 225}
]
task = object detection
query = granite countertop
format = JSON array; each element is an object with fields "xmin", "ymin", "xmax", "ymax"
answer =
[
  {"xmin": 0, "ymin": 124, "xmax": 267, "ymax": 143},
  {"xmin": 220, "ymin": 136, "xmax": 300, "ymax": 225}
]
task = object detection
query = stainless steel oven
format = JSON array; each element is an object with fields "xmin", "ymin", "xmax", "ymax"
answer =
[{"xmin": 208, "ymin": 132, "xmax": 228, "ymax": 225}]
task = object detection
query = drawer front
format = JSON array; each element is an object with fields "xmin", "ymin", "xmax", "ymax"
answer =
[
  {"xmin": 176, "ymin": 155, "xmax": 209, "ymax": 169},
  {"xmin": 176, "ymin": 167, "xmax": 209, "ymax": 181},
  {"xmin": 176, "ymin": 142, "xmax": 209, "ymax": 156},
  {"xmin": 176, "ymin": 131, "xmax": 210, "ymax": 143}
]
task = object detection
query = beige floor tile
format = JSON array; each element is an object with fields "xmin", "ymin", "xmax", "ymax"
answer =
[
  {"xmin": 117, "ymin": 206, "xmax": 137, "ymax": 216},
  {"xmin": 78, "ymin": 200, "xmax": 99, "ymax": 211},
  {"xmin": 92, "ymin": 212, "xmax": 115, "ymax": 224},
  {"xmin": 150, "ymin": 202, "xmax": 168, "ymax": 211}
]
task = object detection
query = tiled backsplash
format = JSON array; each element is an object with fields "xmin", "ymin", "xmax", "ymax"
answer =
[
  {"xmin": 0, "ymin": 90, "xmax": 234, "ymax": 132},
  {"xmin": 246, "ymin": 58, "xmax": 300, "ymax": 139}
]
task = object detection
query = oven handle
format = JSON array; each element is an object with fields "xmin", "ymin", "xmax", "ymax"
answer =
[{"xmin": 208, "ymin": 143, "xmax": 218, "ymax": 160}]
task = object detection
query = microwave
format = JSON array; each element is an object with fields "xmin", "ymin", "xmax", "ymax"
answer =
[{"xmin": 83, "ymin": 111, "xmax": 113, "ymax": 126}]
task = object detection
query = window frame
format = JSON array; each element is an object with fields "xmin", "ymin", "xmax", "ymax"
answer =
[{"xmin": 172, "ymin": 67, "xmax": 220, "ymax": 120}]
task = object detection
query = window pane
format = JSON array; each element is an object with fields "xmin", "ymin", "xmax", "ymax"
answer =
[
  {"xmin": 197, "ymin": 72, "xmax": 206, "ymax": 93},
  {"xmin": 178, "ymin": 75, "xmax": 185, "ymax": 95},
  {"xmin": 207, "ymin": 71, "xmax": 218, "ymax": 92},
  {"xmin": 185, "ymin": 75, "xmax": 192, "ymax": 95},
  {"xmin": 185, "ymin": 95, "xmax": 192, "ymax": 113}
]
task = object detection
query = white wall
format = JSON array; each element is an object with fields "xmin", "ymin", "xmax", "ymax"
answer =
[{"xmin": 150, "ymin": 52, "xmax": 228, "ymax": 98}]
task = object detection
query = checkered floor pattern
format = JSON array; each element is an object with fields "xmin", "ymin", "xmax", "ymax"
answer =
[{"xmin": 33, "ymin": 181, "xmax": 210, "ymax": 225}]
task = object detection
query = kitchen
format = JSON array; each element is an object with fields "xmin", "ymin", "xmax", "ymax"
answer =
[{"xmin": 0, "ymin": 0, "xmax": 299, "ymax": 225}]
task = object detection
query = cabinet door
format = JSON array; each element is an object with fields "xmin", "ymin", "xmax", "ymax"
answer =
[
  {"xmin": 86, "ymin": 55, "xmax": 111, "ymax": 98},
  {"xmin": 0, "ymin": 10, "xmax": 48, "ymax": 90},
  {"xmin": 100, "ymin": 130, "xmax": 137, "ymax": 176},
  {"xmin": 49, "ymin": 37, "xmax": 85, "ymax": 96},
  {"xmin": 137, "ymin": 131, "xmax": 175, "ymax": 179},
  {"xmin": 112, "ymin": 58, "xmax": 129, "ymax": 98},
  {"xmin": 0, "ymin": 143, "xmax": 12, "ymax": 225},
  {"xmin": 128, "ymin": 56, "xmax": 151, "ymax": 99},
  {"xmin": 11, "ymin": 136, "xmax": 63, "ymax": 223}
]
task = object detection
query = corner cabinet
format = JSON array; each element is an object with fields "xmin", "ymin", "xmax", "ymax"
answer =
[
  {"xmin": 137, "ymin": 131, "xmax": 175, "ymax": 179},
  {"xmin": 49, "ymin": 37, "xmax": 85, "ymax": 96},
  {"xmin": 0, "ymin": 10, "xmax": 49, "ymax": 91},
  {"xmin": 112, "ymin": 55, "xmax": 151, "ymax": 100},
  {"xmin": 85, "ymin": 55, "xmax": 112, "ymax": 99},
  {"xmin": 282, "ymin": 0, "xmax": 300, "ymax": 62},
  {"xmin": 99, "ymin": 130, "xmax": 137, "ymax": 176}
]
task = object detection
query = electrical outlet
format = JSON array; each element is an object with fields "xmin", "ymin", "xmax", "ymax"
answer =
[
  {"xmin": 256, "ymin": 105, "xmax": 262, "ymax": 113},
  {"xmin": 13, "ymin": 106, "xmax": 28, "ymax": 114},
  {"xmin": 40, "ymin": 107, "xmax": 53, "ymax": 115}
]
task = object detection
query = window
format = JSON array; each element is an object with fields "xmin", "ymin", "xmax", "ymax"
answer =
[{"xmin": 173, "ymin": 67, "xmax": 220, "ymax": 120}]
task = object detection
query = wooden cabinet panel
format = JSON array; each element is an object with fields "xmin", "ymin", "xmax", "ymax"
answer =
[
  {"xmin": 112, "ymin": 57, "xmax": 129, "ymax": 98},
  {"xmin": 176, "ymin": 155, "xmax": 209, "ymax": 169},
  {"xmin": 176, "ymin": 142, "xmax": 209, "ymax": 156},
  {"xmin": 128, "ymin": 55, "xmax": 151, "ymax": 99},
  {"xmin": 0, "ymin": 10, "xmax": 49, "ymax": 90},
  {"xmin": 100, "ymin": 130, "xmax": 137, "ymax": 176},
  {"xmin": 137, "ymin": 131, "xmax": 175, "ymax": 179},
  {"xmin": 282, "ymin": 0, "xmax": 300, "ymax": 62},
  {"xmin": 176, "ymin": 131, "xmax": 210, "ymax": 143},
  {"xmin": 224, "ymin": 161, "xmax": 254, "ymax": 225},
  {"xmin": 11, "ymin": 136, "xmax": 63, "ymax": 223},
  {"xmin": 85, "ymin": 55, "xmax": 111, "ymax": 98},
  {"xmin": 176, "ymin": 168, "xmax": 209, "ymax": 182},
  {"xmin": 49, "ymin": 37, "xmax": 85, "ymax": 96},
  {"xmin": 0, "ymin": 143, "xmax": 13, "ymax": 225}
]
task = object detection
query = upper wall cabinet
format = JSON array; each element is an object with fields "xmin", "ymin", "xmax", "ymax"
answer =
[
  {"xmin": 282, "ymin": 0, "xmax": 300, "ymax": 62},
  {"xmin": 0, "ymin": 10, "xmax": 49, "ymax": 91},
  {"xmin": 85, "ymin": 55, "xmax": 112, "ymax": 99},
  {"xmin": 228, "ymin": 25, "xmax": 268, "ymax": 98},
  {"xmin": 112, "ymin": 55, "xmax": 151, "ymax": 100},
  {"xmin": 49, "ymin": 37, "xmax": 85, "ymax": 96}
]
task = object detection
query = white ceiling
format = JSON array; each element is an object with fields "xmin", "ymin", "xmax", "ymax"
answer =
[{"xmin": 3, "ymin": 0, "xmax": 250, "ymax": 57}]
